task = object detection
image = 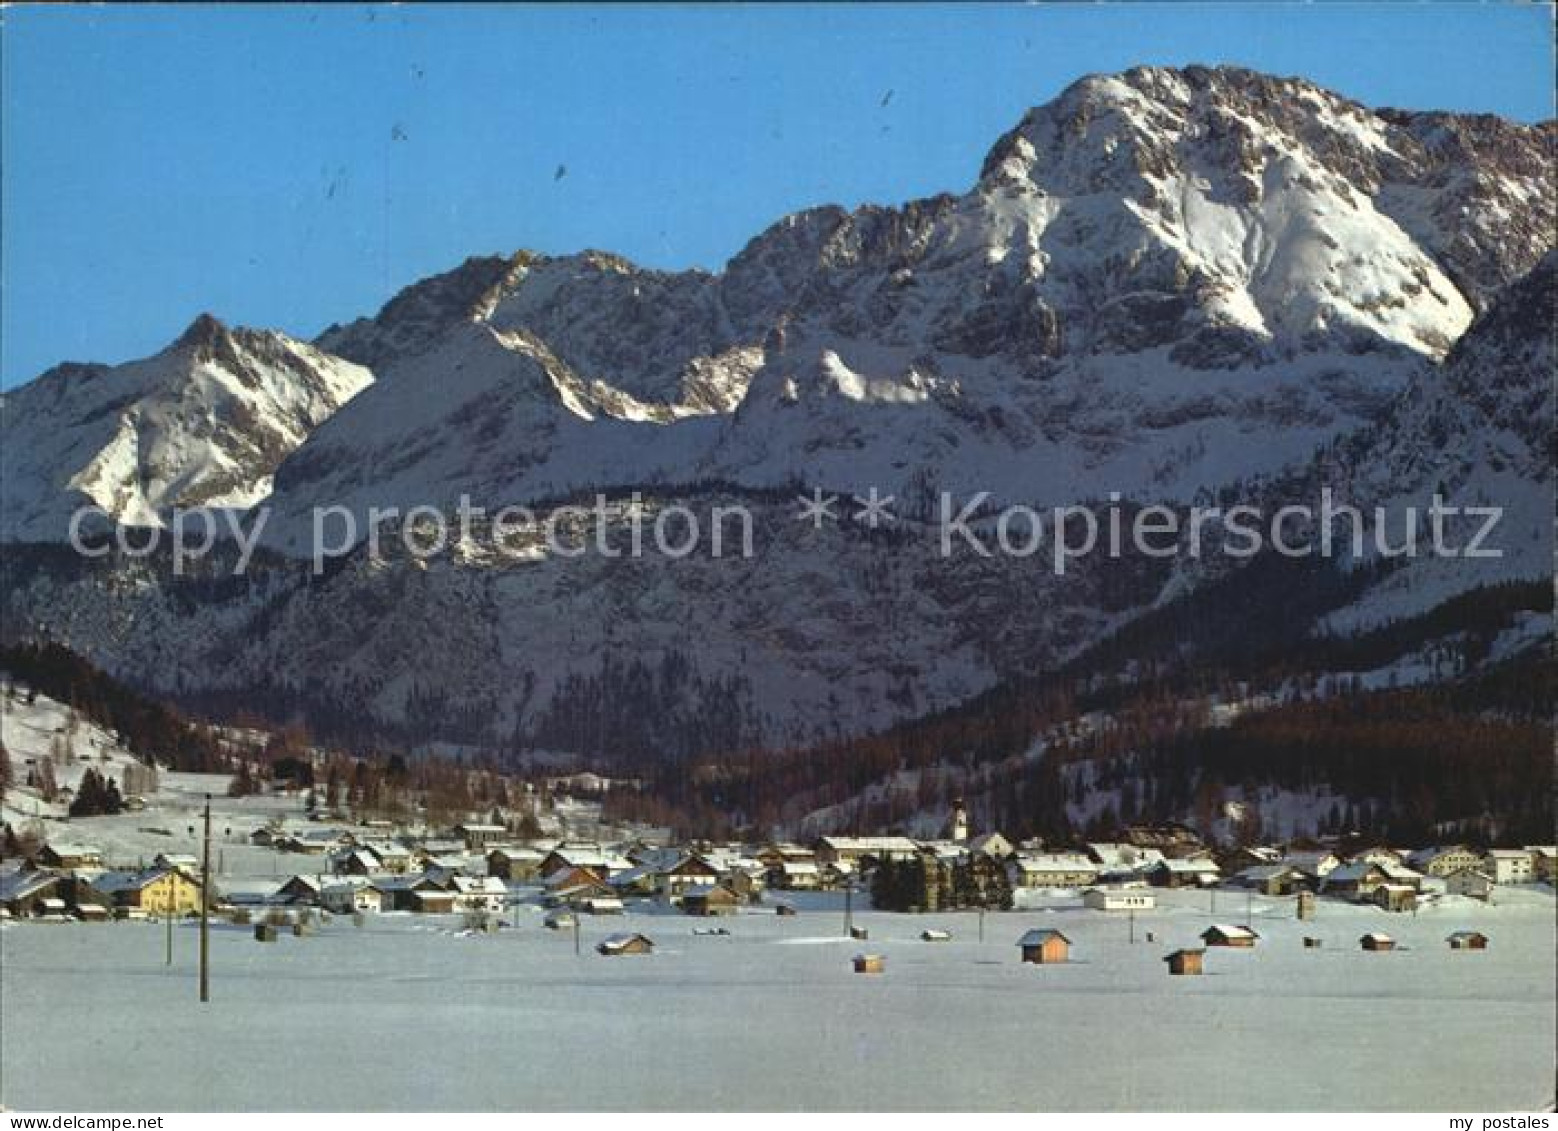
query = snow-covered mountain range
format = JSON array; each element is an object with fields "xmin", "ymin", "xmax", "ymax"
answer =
[
  {"xmin": 0, "ymin": 315, "xmax": 372, "ymax": 540},
  {"xmin": 1, "ymin": 66, "xmax": 1551, "ymax": 759}
]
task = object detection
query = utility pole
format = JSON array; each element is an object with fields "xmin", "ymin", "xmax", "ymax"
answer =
[
  {"xmin": 572, "ymin": 914, "xmax": 581, "ymax": 957},
  {"xmin": 978, "ymin": 905, "xmax": 985, "ymax": 944},
  {"xmin": 165, "ymin": 898, "xmax": 173, "ymax": 966},
  {"xmin": 199, "ymin": 794, "xmax": 211, "ymax": 1003},
  {"xmin": 1129, "ymin": 909, "xmax": 1136, "ymax": 944},
  {"xmin": 844, "ymin": 880, "xmax": 853, "ymax": 937}
]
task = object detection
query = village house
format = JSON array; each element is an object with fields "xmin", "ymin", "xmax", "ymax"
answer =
[
  {"xmin": 538, "ymin": 843, "xmax": 632, "ymax": 879},
  {"xmin": 543, "ymin": 863, "xmax": 608, "ymax": 894},
  {"xmin": 1220, "ymin": 845, "xmax": 1283, "ymax": 874},
  {"xmin": 359, "ymin": 841, "xmax": 413, "ymax": 873},
  {"xmin": 681, "ymin": 883, "xmax": 740, "ymax": 917},
  {"xmin": 1446, "ymin": 930, "xmax": 1489, "ymax": 951},
  {"xmin": 1359, "ymin": 932, "xmax": 1396, "ymax": 952},
  {"xmin": 852, "ymin": 953, "xmax": 885, "ymax": 974},
  {"xmin": 1085, "ymin": 843, "xmax": 1166, "ymax": 881},
  {"xmin": 1484, "ymin": 850, "xmax": 1535, "ymax": 885},
  {"xmin": 452, "ymin": 823, "xmax": 509, "ymax": 852},
  {"xmin": 1233, "ymin": 864, "xmax": 1310, "ymax": 896},
  {"xmin": 1201, "ymin": 924, "xmax": 1259, "ymax": 948},
  {"xmin": 1280, "ymin": 850, "xmax": 1341, "ymax": 883},
  {"xmin": 1346, "ymin": 846, "xmax": 1405, "ymax": 868},
  {"xmin": 88, "ymin": 866, "xmax": 205, "ymax": 916},
  {"xmin": 275, "ymin": 874, "xmax": 327, "ymax": 906},
  {"xmin": 320, "ymin": 880, "xmax": 383, "ymax": 915},
  {"xmin": 756, "ymin": 842, "xmax": 815, "ymax": 871},
  {"xmin": 1007, "ymin": 853, "xmax": 1100, "ymax": 889},
  {"xmin": 369, "ymin": 872, "xmax": 451, "ymax": 913},
  {"xmin": 1016, "ymin": 928, "xmax": 1071, "ymax": 964},
  {"xmin": 1321, "ymin": 860, "xmax": 1423, "ymax": 901},
  {"xmin": 35, "ymin": 842, "xmax": 104, "ymax": 871},
  {"xmin": 1444, "ymin": 867, "xmax": 1496, "ymax": 900},
  {"xmin": 411, "ymin": 889, "xmax": 459, "ymax": 914},
  {"xmin": 329, "ymin": 848, "xmax": 382, "ymax": 876},
  {"xmin": 0, "ymin": 869, "xmax": 68, "ymax": 917},
  {"xmin": 769, "ymin": 860, "xmax": 822, "ymax": 891},
  {"xmin": 1123, "ymin": 824, "xmax": 1204, "ymax": 858},
  {"xmin": 606, "ymin": 863, "xmax": 662, "ymax": 898},
  {"xmin": 1147, "ymin": 857, "xmax": 1221, "ymax": 889},
  {"xmin": 819, "ymin": 860, "xmax": 856, "ymax": 891},
  {"xmin": 814, "ymin": 836, "xmax": 921, "ymax": 868},
  {"xmin": 1163, "ymin": 948, "xmax": 1204, "ymax": 976},
  {"xmin": 279, "ymin": 828, "xmax": 353, "ymax": 856},
  {"xmin": 1082, "ymin": 887, "xmax": 1155, "ymax": 912},
  {"xmin": 1523, "ymin": 846, "xmax": 1557, "ymax": 883},
  {"xmin": 1370, "ymin": 884, "xmax": 1418, "ymax": 913},
  {"xmin": 661, "ymin": 853, "xmax": 724, "ymax": 898},
  {"xmin": 596, "ymin": 932, "xmax": 654, "ymax": 956},
  {"xmin": 1406, "ymin": 845, "xmax": 1484, "ymax": 878},
  {"xmin": 963, "ymin": 832, "xmax": 1014, "ymax": 860},
  {"xmin": 152, "ymin": 852, "xmax": 199, "ymax": 873},
  {"xmin": 486, "ymin": 846, "xmax": 546, "ymax": 883},
  {"xmin": 450, "ymin": 875, "xmax": 509, "ymax": 914},
  {"xmin": 721, "ymin": 865, "xmax": 766, "ymax": 903}
]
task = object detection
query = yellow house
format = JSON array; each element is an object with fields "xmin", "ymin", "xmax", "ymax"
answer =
[{"xmin": 91, "ymin": 867, "xmax": 205, "ymax": 915}]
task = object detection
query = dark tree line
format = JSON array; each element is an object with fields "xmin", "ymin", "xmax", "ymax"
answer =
[{"xmin": 0, "ymin": 642, "xmax": 230, "ymax": 772}]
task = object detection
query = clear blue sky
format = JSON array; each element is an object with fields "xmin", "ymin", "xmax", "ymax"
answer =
[{"xmin": 3, "ymin": 3, "xmax": 1553, "ymax": 387}]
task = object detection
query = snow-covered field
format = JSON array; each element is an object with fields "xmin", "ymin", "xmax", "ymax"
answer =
[{"xmin": 2, "ymin": 887, "xmax": 1552, "ymax": 1111}]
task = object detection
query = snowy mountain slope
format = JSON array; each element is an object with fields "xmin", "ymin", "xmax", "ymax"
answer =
[
  {"xmin": 252, "ymin": 66, "xmax": 1551, "ymax": 542},
  {"xmin": 1, "ymin": 65, "xmax": 1552, "ymax": 760},
  {"xmin": 2, "ymin": 494, "xmax": 1151, "ymax": 755},
  {"xmin": 0, "ymin": 315, "xmax": 372, "ymax": 541},
  {"xmin": 1306, "ymin": 251, "xmax": 1556, "ymax": 632}
]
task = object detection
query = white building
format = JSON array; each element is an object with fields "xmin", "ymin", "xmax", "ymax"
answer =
[{"xmin": 1485, "ymin": 850, "xmax": 1535, "ymax": 885}]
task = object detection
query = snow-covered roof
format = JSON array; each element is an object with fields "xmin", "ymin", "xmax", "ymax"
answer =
[
  {"xmin": 1012, "ymin": 853, "xmax": 1097, "ymax": 872},
  {"xmin": 489, "ymin": 846, "xmax": 544, "ymax": 861},
  {"xmin": 1280, "ymin": 851, "xmax": 1339, "ymax": 875},
  {"xmin": 42, "ymin": 842, "xmax": 102, "ymax": 858},
  {"xmin": 1236, "ymin": 864, "xmax": 1297, "ymax": 882},
  {"xmin": 0, "ymin": 871, "xmax": 62, "ymax": 901},
  {"xmin": 1155, "ymin": 857, "xmax": 1220, "ymax": 874},
  {"xmin": 450, "ymin": 875, "xmax": 507, "ymax": 895},
  {"xmin": 1202, "ymin": 924, "xmax": 1258, "ymax": 940},
  {"xmin": 817, "ymin": 836, "xmax": 920, "ymax": 854},
  {"xmin": 90, "ymin": 867, "xmax": 183, "ymax": 894}
]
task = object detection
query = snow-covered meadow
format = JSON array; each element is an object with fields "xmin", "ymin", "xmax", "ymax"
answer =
[{"xmin": 2, "ymin": 887, "xmax": 1552, "ymax": 1111}]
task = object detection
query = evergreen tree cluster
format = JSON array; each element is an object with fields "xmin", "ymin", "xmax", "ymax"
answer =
[{"xmin": 68, "ymin": 768, "xmax": 123, "ymax": 817}]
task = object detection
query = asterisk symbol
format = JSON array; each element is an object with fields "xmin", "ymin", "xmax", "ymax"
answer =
[
  {"xmin": 795, "ymin": 487, "xmax": 839, "ymax": 529},
  {"xmin": 853, "ymin": 487, "xmax": 897, "ymax": 529}
]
